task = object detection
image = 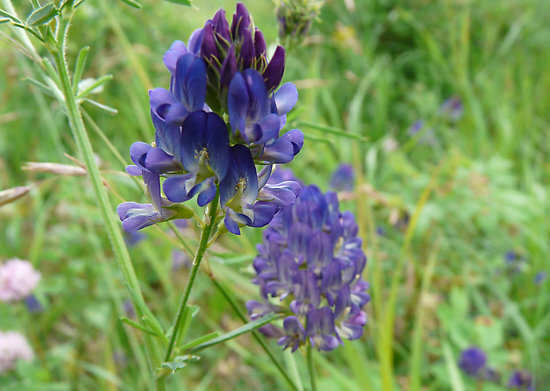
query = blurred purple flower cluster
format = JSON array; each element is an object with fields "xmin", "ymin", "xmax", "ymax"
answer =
[{"xmin": 247, "ymin": 185, "xmax": 369, "ymax": 352}]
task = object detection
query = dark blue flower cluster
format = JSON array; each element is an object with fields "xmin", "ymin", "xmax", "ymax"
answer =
[
  {"xmin": 247, "ymin": 185, "xmax": 369, "ymax": 352},
  {"xmin": 458, "ymin": 347, "xmax": 487, "ymax": 377},
  {"xmin": 118, "ymin": 3, "xmax": 303, "ymax": 235}
]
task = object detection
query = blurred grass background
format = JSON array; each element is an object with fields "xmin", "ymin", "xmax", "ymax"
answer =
[{"xmin": 1, "ymin": 0, "xmax": 549, "ymax": 390}]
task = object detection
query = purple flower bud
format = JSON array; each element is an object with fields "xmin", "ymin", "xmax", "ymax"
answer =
[{"xmin": 458, "ymin": 347, "xmax": 487, "ymax": 377}]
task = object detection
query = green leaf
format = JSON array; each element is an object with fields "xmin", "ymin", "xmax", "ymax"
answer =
[
  {"xmin": 0, "ymin": 9, "xmax": 21, "ymax": 23},
  {"xmin": 75, "ymin": 74, "xmax": 112, "ymax": 99},
  {"xmin": 161, "ymin": 355, "xmax": 200, "ymax": 373},
  {"xmin": 81, "ymin": 98, "xmax": 118, "ymax": 114},
  {"xmin": 27, "ymin": 3, "xmax": 58, "ymax": 26},
  {"xmin": 190, "ymin": 313, "xmax": 280, "ymax": 353},
  {"xmin": 120, "ymin": 316, "xmax": 162, "ymax": 337},
  {"xmin": 179, "ymin": 331, "xmax": 220, "ymax": 351},
  {"xmin": 165, "ymin": 0, "xmax": 192, "ymax": 6},
  {"xmin": 119, "ymin": 0, "xmax": 142, "ymax": 8},
  {"xmin": 72, "ymin": 46, "xmax": 90, "ymax": 95}
]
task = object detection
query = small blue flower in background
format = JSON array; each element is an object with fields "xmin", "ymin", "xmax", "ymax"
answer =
[
  {"xmin": 25, "ymin": 295, "xmax": 43, "ymax": 313},
  {"xmin": 247, "ymin": 184, "xmax": 369, "ymax": 352},
  {"xmin": 458, "ymin": 346, "xmax": 487, "ymax": 377},
  {"xmin": 408, "ymin": 120, "xmax": 425, "ymax": 136},
  {"xmin": 329, "ymin": 163, "xmax": 354, "ymax": 192},
  {"xmin": 534, "ymin": 271, "xmax": 547, "ymax": 285},
  {"xmin": 508, "ymin": 370, "xmax": 535, "ymax": 390},
  {"xmin": 118, "ymin": 3, "xmax": 303, "ymax": 234},
  {"xmin": 440, "ymin": 96, "xmax": 463, "ymax": 120}
]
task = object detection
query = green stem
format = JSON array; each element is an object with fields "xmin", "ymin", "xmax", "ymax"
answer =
[
  {"xmin": 50, "ymin": 11, "xmax": 158, "ymax": 376},
  {"xmin": 307, "ymin": 345, "xmax": 317, "ymax": 391},
  {"xmin": 208, "ymin": 276, "xmax": 299, "ymax": 391},
  {"xmin": 163, "ymin": 189, "xmax": 220, "ymax": 363}
]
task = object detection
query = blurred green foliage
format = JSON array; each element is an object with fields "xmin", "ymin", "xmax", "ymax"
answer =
[{"xmin": 0, "ymin": 0, "xmax": 549, "ymax": 389}]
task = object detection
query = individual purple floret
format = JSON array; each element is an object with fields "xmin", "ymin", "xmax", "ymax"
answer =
[
  {"xmin": 117, "ymin": 3, "xmax": 303, "ymax": 234},
  {"xmin": 247, "ymin": 185, "xmax": 369, "ymax": 352},
  {"xmin": 440, "ymin": 96, "xmax": 463, "ymax": 120},
  {"xmin": 329, "ymin": 163, "xmax": 355, "ymax": 192},
  {"xmin": 458, "ymin": 347, "xmax": 487, "ymax": 377},
  {"xmin": 508, "ymin": 370, "xmax": 535, "ymax": 390}
]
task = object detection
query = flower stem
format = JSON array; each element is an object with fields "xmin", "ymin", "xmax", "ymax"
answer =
[
  {"xmin": 50, "ymin": 10, "xmax": 158, "ymax": 378},
  {"xmin": 163, "ymin": 189, "xmax": 220, "ymax": 363},
  {"xmin": 307, "ymin": 345, "xmax": 317, "ymax": 391}
]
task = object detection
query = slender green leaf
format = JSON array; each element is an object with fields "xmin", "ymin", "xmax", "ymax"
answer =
[
  {"xmin": 76, "ymin": 74, "xmax": 112, "ymax": 99},
  {"xmin": 0, "ymin": 8, "xmax": 21, "ymax": 23},
  {"xmin": 27, "ymin": 3, "xmax": 58, "ymax": 26},
  {"xmin": 179, "ymin": 332, "xmax": 220, "ymax": 351},
  {"xmin": 190, "ymin": 313, "xmax": 280, "ymax": 353},
  {"xmin": 72, "ymin": 46, "xmax": 90, "ymax": 94},
  {"xmin": 165, "ymin": 0, "xmax": 192, "ymax": 6},
  {"xmin": 81, "ymin": 98, "xmax": 118, "ymax": 114},
  {"xmin": 119, "ymin": 0, "xmax": 142, "ymax": 8},
  {"xmin": 120, "ymin": 316, "xmax": 162, "ymax": 337}
]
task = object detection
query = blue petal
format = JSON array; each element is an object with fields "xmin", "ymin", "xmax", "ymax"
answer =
[
  {"xmin": 163, "ymin": 40, "xmax": 187, "ymax": 74},
  {"xmin": 163, "ymin": 174, "xmax": 193, "ymax": 203},
  {"xmin": 174, "ymin": 54, "xmax": 206, "ymax": 112},
  {"xmin": 197, "ymin": 178, "xmax": 217, "ymax": 207},
  {"xmin": 219, "ymin": 144, "xmax": 258, "ymax": 206},
  {"xmin": 187, "ymin": 28, "xmax": 204, "ymax": 54},
  {"xmin": 180, "ymin": 111, "xmax": 230, "ymax": 180},
  {"xmin": 144, "ymin": 147, "xmax": 179, "ymax": 173},
  {"xmin": 149, "ymin": 88, "xmax": 178, "ymax": 119},
  {"xmin": 151, "ymin": 110, "xmax": 181, "ymax": 157},
  {"xmin": 143, "ymin": 171, "xmax": 161, "ymax": 210},
  {"xmin": 249, "ymin": 201, "xmax": 279, "ymax": 227},
  {"xmin": 254, "ymin": 113, "xmax": 280, "ymax": 144},
  {"xmin": 224, "ymin": 212, "xmax": 241, "ymax": 235},
  {"xmin": 258, "ymin": 136, "xmax": 295, "ymax": 163},
  {"xmin": 274, "ymin": 82, "xmax": 298, "ymax": 115},
  {"xmin": 129, "ymin": 141, "xmax": 152, "ymax": 169},
  {"xmin": 117, "ymin": 202, "xmax": 159, "ymax": 232},
  {"xmin": 126, "ymin": 165, "xmax": 142, "ymax": 176},
  {"xmin": 243, "ymin": 69, "xmax": 269, "ymax": 121},
  {"xmin": 228, "ymin": 72, "xmax": 250, "ymax": 137}
]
